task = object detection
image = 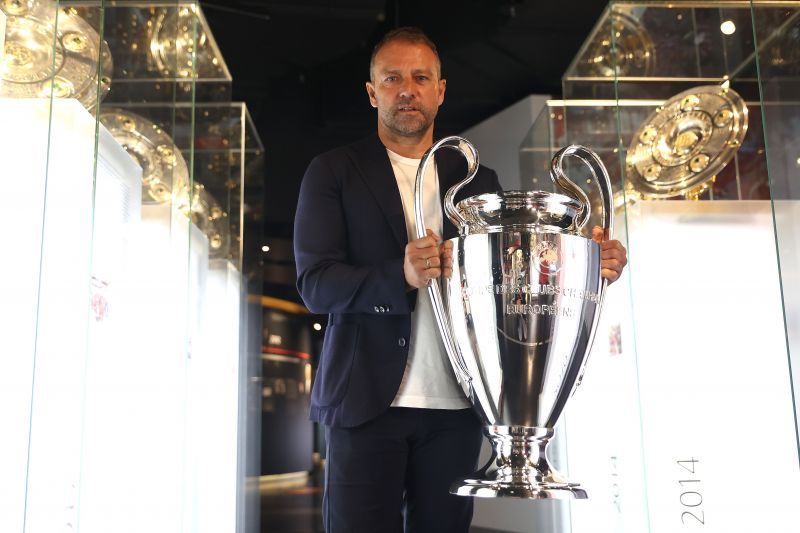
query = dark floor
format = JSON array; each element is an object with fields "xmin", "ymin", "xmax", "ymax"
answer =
[
  {"xmin": 261, "ymin": 469, "xmax": 325, "ymax": 533},
  {"xmin": 259, "ymin": 468, "xmax": 506, "ymax": 532}
]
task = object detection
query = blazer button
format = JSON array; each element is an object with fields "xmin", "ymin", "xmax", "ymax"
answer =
[{"xmin": 398, "ymin": 337, "xmax": 407, "ymax": 347}]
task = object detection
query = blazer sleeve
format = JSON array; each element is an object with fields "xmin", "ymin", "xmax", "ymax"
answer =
[{"xmin": 293, "ymin": 155, "xmax": 411, "ymax": 315}]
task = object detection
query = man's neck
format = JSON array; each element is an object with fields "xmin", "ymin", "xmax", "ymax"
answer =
[{"xmin": 377, "ymin": 123, "xmax": 433, "ymax": 159}]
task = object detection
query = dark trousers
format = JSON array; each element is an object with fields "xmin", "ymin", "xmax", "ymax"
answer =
[{"xmin": 323, "ymin": 407, "xmax": 483, "ymax": 533}]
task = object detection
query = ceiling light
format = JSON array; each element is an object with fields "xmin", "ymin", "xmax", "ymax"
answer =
[
  {"xmin": 313, "ymin": 323, "xmax": 322, "ymax": 331},
  {"xmin": 261, "ymin": 245, "xmax": 270, "ymax": 252},
  {"xmin": 720, "ymin": 20, "xmax": 736, "ymax": 35}
]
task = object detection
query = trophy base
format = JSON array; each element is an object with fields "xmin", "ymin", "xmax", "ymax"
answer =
[
  {"xmin": 450, "ymin": 426, "xmax": 587, "ymax": 500},
  {"xmin": 450, "ymin": 478, "xmax": 587, "ymax": 500}
]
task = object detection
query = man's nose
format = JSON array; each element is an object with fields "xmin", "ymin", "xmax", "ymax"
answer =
[{"xmin": 398, "ymin": 78, "xmax": 416, "ymax": 98}]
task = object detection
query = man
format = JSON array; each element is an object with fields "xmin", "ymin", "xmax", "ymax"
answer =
[{"xmin": 294, "ymin": 27, "xmax": 628, "ymax": 533}]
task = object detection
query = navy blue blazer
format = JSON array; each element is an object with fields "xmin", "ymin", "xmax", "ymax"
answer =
[{"xmin": 294, "ymin": 134, "xmax": 501, "ymax": 428}]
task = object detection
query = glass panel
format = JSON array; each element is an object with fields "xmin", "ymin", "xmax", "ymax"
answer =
[
  {"xmin": 0, "ymin": 1, "xmax": 113, "ymax": 529},
  {"xmin": 519, "ymin": 102, "xmax": 562, "ymax": 193},
  {"xmin": 516, "ymin": 2, "xmax": 800, "ymax": 532},
  {"xmin": 100, "ymin": 0, "xmax": 231, "ymax": 103},
  {"xmin": 520, "ymin": 100, "xmax": 650, "ymax": 533},
  {"xmin": 612, "ymin": 2, "xmax": 799, "ymax": 532},
  {"xmin": 517, "ymin": 97, "xmax": 642, "ymax": 532},
  {"xmin": 80, "ymin": 3, "xmax": 197, "ymax": 531},
  {"xmin": 565, "ymin": 1, "xmax": 763, "ymax": 100},
  {"xmin": 1, "ymin": 2, "xmax": 261, "ymax": 532},
  {"xmin": 752, "ymin": 0, "xmax": 800, "ymax": 458}
]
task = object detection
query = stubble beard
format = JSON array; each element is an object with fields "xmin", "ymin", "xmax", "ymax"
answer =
[{"xmin": 379, "ymin": 104, "xmax": 436, "ymax": 138}]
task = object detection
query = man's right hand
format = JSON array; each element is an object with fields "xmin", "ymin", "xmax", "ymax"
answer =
[{"xmin": 404, "ymin": 229, "xmax": 441, "ymax": 290}]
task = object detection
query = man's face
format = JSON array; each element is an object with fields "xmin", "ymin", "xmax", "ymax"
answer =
[{"xmin": 366, "ymin": 40, "xmax": 446, "ymax": 138}]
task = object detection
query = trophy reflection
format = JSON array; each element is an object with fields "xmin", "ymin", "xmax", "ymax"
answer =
[{"xmin": 414, "ymin": 138, "xmax": 613, "ymax": 499}]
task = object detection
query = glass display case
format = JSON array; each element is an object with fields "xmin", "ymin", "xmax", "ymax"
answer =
[
  {"xmin": 0, "ymin": 2, "xmax": 260, "ymax": 532},
  {"xmin": 517, "ymin": 2, "xmax": 800, "ymax": 533},
  {"xmin": 85, "ymin": 0, "xmax": 231, "ymax": 102}
]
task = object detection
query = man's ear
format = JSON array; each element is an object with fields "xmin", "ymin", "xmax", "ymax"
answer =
[
  {"xmin": 437, "ymin": 78, "xmax": 446, "ymax": 106},
  {"xmin": 366, "ymin": 81, "xmax": 378, "ymax": 108}
]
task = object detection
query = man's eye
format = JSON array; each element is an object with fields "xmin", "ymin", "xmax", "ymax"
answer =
[
  {"xmin": 385, "ymin": 76, "xmax": 398, "ymax": 82},
  {"xmin": 416, "ymin": 76, "xmax": 429, "ymax": 81}
]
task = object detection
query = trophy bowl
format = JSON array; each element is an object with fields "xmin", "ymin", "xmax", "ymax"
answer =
[
  {"xmin": 456, "ymin": 191, "xmax": 582, "ymax": 232},
  {"xmin": 415, "ymin": 139, "xmax": 613, "ymax": 499}
]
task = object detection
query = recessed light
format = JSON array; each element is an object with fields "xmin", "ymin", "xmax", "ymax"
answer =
[
  {"xmin": 262, "ymin": 245, "xmax": 270, "ymax": 252},
  {"xmin": 720, "ymin": 20, "xmax": 736, "ymax": 35}
]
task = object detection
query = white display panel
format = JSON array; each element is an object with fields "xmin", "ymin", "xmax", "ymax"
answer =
[
  {"xmin": 555, "ymin": 200, "xmax": 800, "ymax": 533},
  {"xmin": 76, "ymin": 204, "xmax": 202, "ymax": 533},
  {"xmin": 189, "ymin": 259, "xmax": 242, "ymax": 533},
  {"xmin": 0, "ymin": 98, "xmax": 47, "ymax": 533},
  {"xmin": 0, "ymin": 98, "xmax": 141, "ymax": 532},
  {"xmin": 628, "ymin": 201, "xmax": 800, "ymax": 532},
  {"xmin": 773, "ymin": 200, "xmax": 800, "ymax": 432}
]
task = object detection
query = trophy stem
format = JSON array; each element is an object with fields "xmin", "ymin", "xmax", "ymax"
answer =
[{"xmin": 450, "ymin": 426, "xmax": 587, "ymax": 500}]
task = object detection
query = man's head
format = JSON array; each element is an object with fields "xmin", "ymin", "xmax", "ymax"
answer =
[
  {"xmin": 369, "ymin": 27, "xmax": 441, "ymax": 83},
  {"xmin": 366, "ymin": 27, "xmax": 446, "ymax": 140}
]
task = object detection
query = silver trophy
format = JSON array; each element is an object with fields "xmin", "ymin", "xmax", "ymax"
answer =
[{"xmin": 414, "ymin": 137, "xmax": 613, "ymax": 499}]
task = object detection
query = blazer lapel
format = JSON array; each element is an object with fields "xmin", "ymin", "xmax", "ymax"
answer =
[
  {"xmin": 348, "ymin": 135, "xmax": 474, "ymax": 245},
  {"xmin": 348, "ymin": 135, "xmax": 408, "ymax": 248}
]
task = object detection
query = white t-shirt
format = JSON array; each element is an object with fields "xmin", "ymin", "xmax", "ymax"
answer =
[{"xmin": 386, "ymin": 148, "xmax": 470, "ymax": 409}]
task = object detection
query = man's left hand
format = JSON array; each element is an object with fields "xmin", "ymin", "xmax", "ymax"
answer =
[{"xmin": 592, "ymin": 226, "xmax": 628, "ymax": 285}]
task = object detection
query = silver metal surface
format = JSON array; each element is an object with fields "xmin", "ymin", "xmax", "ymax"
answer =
[
  {"xmin": 0, "ymin": 1, "xmax": 112, "ymax": 109},
  {"xmin": 414, "ymin": 137, "xmax": 613, "ymax": 499},
  {"xmin": 626, "ymin": 85, "xmax": 748, "ymax": 199}
]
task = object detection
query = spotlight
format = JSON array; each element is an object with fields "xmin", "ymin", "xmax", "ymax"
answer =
[
  {"xmin": 313, "ymin": 323, "xmax": 322, "ymax": 331},
  {"xmin": 261, "ymin": 245, "xmax": 270, "ymax": 252},
  {"xmin": 720, "ymin": 20, "xmax": 736, "ymax": 35}
]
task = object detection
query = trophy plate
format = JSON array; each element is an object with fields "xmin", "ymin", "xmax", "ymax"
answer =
[
  {"xmin": 185, "ymin": 183, "xmax": 230, "ymax": 258},
  {"xmin": 0, "ymin": 0, "xmax": 112, "ymax": 109},
  {"xmin": 578, "ymin": 10, "xmax": 654, "ymax": 78},
  {"xmin": 626, "ymin": 85, "xmax": 748, "ymax": 199},
  {"xmin": 148, "ymin": 5, "xmax": 225, "ymax": 80},
  {"xmin": 100, "ymin": 109, "xmax": 189, "ymax": 205}
]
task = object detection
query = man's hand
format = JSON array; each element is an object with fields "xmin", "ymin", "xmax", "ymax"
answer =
[
  {"xmin": 404, "ymin": 229, "xmax": 441, "ymax": 289},
  {"xmin": 440, "ymin": 239, "xmax": 454, "ymax": 279},
  {"xmin": 592, "ymin": 226, "xmax": 628, "ymax": 284}
]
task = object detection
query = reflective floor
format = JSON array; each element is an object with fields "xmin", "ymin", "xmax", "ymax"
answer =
[
  {"xmin": 261, "ymin": 470, "xmax": 324, "ymax": 533},
  {"xmin": 258, "ymin": 465, "xmax": 503, "ymax": 532}
]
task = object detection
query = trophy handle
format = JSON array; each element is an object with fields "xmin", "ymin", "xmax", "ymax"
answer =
[
  {"xmin": 413, "ymin": 136, "xmax": 476, "ymax": 386},
  {"xmin": 550, "ymin": 145, "xmax": 615, "ymax": 393},
  {"xmin": 550, "ymin": 144, "xmax": 614, "ymax": 238},
  {"xmin": 417, "ymin": 136, "xmax": 480, "ymax": 235}
]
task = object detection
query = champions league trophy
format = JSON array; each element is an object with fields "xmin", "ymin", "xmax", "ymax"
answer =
[{"xmin": 414, "ymin": 137, "xmax": 613, "ymax": 499}]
